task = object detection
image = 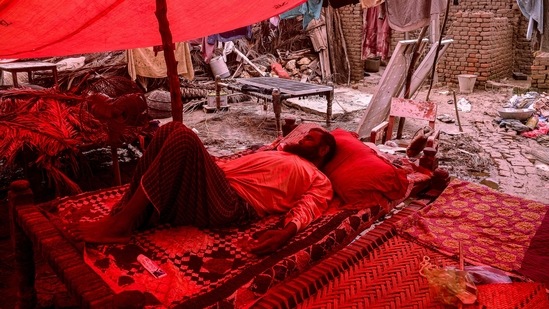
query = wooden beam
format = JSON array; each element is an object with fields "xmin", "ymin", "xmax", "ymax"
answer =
[{"xmin": 155, "ymin": 0, "xmax": 184, "ymax": 122}]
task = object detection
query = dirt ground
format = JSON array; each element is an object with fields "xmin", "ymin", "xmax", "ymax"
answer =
[{"xmin": 1, "ymin": 69, "xmax": 549, "ymax": 308}]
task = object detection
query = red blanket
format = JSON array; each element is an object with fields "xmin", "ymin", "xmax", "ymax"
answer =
[{"xmin": 397, "ymin": 179, "xmax": 549, "ymax": 287}]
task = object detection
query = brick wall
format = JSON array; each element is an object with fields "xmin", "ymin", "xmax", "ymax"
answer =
[
  {"xmin": 389, "ymin": 0, "xmax": 534, "ymax": 89},
  {"xmin": 337, "ymin": 4, "xmax": 364, "ymax": 82},
  {"xmin": 531, "ymin": 52, "xmax": 549, "ymax": 91},
  {"xmin": 438, "ymin": 11, "xmax": 514, "ymax": 88}
]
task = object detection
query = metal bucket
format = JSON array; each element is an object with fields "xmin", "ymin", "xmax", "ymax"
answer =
[{"xmin": 210, "ymin": 56, "xmax": 230, "ymax": 78}]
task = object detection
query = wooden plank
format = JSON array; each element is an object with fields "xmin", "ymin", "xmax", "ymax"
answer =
[
  {"xmin": 356, "ymin": 39, "xmax": 453, "ymax": 139},
  {"xmin": 356, "ymin": 40, "xmax": 420, "ymax": 138},
  {"xmin": 390, "ymin": 98, "xmax": 437, "ymax": 121},
  {"xmin": 398, "ymin": 39, "xmax": 453, "ymax": 98}
]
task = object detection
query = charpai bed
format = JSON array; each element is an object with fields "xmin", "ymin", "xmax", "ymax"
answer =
[
  {"xmin": 255, "ymin": 178, "xmax": 549, "ymax": 308},
  {"xmin": 8, "ymin": 123, "xmax": 438, "ymax": 308}
]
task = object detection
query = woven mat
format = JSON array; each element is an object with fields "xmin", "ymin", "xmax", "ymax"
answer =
[
  {"xmin": 287, "ymin": 236, "xmax": 549, "ymax": 309},
  {"xmin": 252, "ymin": 204, "xmax": 428, "ymax": 308},
  {"xmin": 295, "ymin": 235, "xmax": 456, "ymax": 309},
  {"xmin": 45, "ymin": 183, "xmax": 385, "ymax": 308}
]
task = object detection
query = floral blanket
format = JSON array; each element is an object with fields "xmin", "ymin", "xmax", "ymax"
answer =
[{"xmin": 397, "ymin": 178, "xmax": 549, "ymax": 287}]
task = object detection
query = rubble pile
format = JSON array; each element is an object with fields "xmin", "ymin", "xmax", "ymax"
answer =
[{"xmin": 495, "ymin": 91, "xmax": 549, "ymax": 146}]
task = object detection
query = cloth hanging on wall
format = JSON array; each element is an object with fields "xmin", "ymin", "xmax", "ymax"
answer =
[
  {"xmin": 322, "ymin": 0, "xmax": 360, "ymax": 9},
  {"xmin": 385, "ymin": 0, "xmax": 445, "ymax": 32},
  {"xmin": 280, "ymin": 0, "xmax": 324, "ymax": 29},
  {"xmin": 360, "ymin": 0, "xmax": 385, "ymax": 9},
  {"xmin": 516, "ymin": 0, "xmax": 544, "ymax": 40},
  {"xmin": 127, "ymin": 42, "xmax": 194, "ymax": 81},
  {"xmin": 361, "ymin": 4, "xmax": 391, "ymax": 60},
  {"xmin": 207, "ymin": 26, "xmax": 252, "ymax": 45}
]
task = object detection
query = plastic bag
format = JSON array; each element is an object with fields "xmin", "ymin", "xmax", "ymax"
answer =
[
  {"xmin": 420, "ymin": 256, "xmax": 477, "ymax": 306},
  {"xmin": 464, "ymin": 265, "xmax": 512, "ymax": 285}
]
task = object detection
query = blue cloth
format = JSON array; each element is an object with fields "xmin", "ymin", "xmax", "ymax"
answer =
[
  {"xmin": 516, "ymin": 0, "xmax": 544, "ymax": 39},
  {"xmin": 207, "ymin": 26, "xmax": 252, "ymax": 45},
  {"xmin": 280, "ymin": 0, "xmax": 323, "ymax": 29}
]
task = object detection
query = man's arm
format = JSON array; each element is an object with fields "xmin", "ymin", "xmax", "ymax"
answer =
[
  {"xmin": 248, "ymin": 222, "xmax": 298, "ymax": 255},
  {"xmin": 248, "ymin": 172, "xmax": 332, "ymax": 255}
]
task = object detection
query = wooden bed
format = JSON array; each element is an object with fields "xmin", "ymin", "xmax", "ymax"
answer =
[
  {"xmin": 255, "ymin": 178, "xmax": 549, "ymax": 308},
  {"xmin": 8, "ymin": 123, "xmax": 440, "ymax": 308}
]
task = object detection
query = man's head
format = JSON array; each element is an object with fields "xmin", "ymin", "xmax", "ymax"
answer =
[{"xmin": 283, "ymin": 128, "xmax": 336, "ymax": 167}]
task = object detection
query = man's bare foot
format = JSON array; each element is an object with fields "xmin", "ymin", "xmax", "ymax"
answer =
[{"xmin": 68, "ymin": 217, "xmax": 132, "ymax": 244}]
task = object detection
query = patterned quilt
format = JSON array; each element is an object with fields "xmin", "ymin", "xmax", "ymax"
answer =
[
  {"xmin": 397, "ymin": 178, "xmax": 549, "ymax": 287},
  {"xmin": 47, "ymin": 185, "xmax": 387, "ymax": 308}
]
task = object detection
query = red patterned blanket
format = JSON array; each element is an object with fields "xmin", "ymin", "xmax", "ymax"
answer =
[
  {"xmin": 397, "ymin": 178, "xmax": 549, "ymax": 287},
  {"xmin": 46, "ymin": 185, "xmax": 388, "ymax": 308}
]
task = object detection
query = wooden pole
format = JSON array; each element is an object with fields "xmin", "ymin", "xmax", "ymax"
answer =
[
  {"xmin": 453, "ymin": 90, "xmax": 463, "ymax": 132},
  {"xmin": 426, "ymin": 0, "xmax": 452, "ymax": 101},
  {"xmin": 155, "ymin": 0, "xmax": 184, "ymax": 122},
  {"xmin": 541, "ymin": 0, "xmax": 549, "ymax": 51}
]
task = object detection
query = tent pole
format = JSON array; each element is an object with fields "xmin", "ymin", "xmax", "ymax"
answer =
[{"xmin": 155, "ymin": 0, "xmax": 184, "ymax": 122}]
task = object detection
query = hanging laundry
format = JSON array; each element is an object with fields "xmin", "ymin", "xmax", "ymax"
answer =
[
  {"xmin": 385, "ymin": 0, "xmax": 446, "ymax": 32},
  {"xmin": 361, "ymin": 3, "xmax": 391, "ymax": 61},
  {"xmin": 517, "ymin": 0, "xmax": 544, "ymax": 40},
  {"xmin": 360, "ymin": 0, "xmax": 385, "ymax": 9},
  {"xmin": 280, "ymin": 0, "xmax": 324, "ymax": 29},
  {"xmin": 127, "ymin": 42, "xmax": 194, "ymax": 81},
  {"xmin": 207, "ymin": 26, "xmax": 252, "ymax": 45},
  {"xmin": 322, "ymin": 0, "xmax": 359, "ymax": 9}
]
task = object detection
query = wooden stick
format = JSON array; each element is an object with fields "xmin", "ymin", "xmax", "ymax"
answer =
[
  {"xmin": 155, "ymin": 0, "xmax": 183, "ymax": 122},
  {"xmin": 453, "ymin": 90, "xmax": 463, "ymax": 132}
]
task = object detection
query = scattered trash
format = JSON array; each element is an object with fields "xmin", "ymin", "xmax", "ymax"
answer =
[
  {"xmin": 521, "ymin": 122, "xmax": 549, "ymax": 138},
  {"xmin": 437, "ymin": 114, "xmax": 455, "ymax": 123},
  {"xmin": 457, "ymin": 98, "xmax": 471, "ymax": 112},
  {"xmin": 498, "ymin": 119, "xmax": 530, "ymax": 132},
  {"xmin": 506, "ymin": 92, "xmax": 539, "ymax": 109},
  {"xmin": 480, "ymin": 178, "xmax": 499, "ymax": 190}
]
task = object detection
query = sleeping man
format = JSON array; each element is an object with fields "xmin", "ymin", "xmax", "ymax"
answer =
[{"xmin": 71, "ymin": 121, "xmax": 336, "ymax": 255}]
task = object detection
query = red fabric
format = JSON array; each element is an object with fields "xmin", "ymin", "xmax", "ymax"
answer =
[
  {"xmin": 0, "ymin": 0, "xmax": 305, "ymax": 59},
  {"xmin": 322, "ymin": 128, "xmax": 409, "ymax": 207},
  {"xmin": 399, "ymin": 179, "xmax": 549, "ymax": 287},
  {"xmin": 113, "ymin": 121, "xmax": 253, "ymax": 228}
]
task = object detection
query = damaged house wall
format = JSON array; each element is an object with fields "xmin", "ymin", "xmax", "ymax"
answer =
[
  {"xmin": 437, "ymin": 11, "xmax": 514, "ymax": 88},
  {"xmin": 390, "ymin": 0, "xmax": 534, "ymax": 90},
  {"xmin": 439, "ymin": 0, "xmax": 534, "ymax": 89},
  {"xmin": 336, "ymin": 3, "xmax": 365, "ymax": 83}
]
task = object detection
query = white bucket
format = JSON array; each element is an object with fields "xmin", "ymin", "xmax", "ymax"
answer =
[
  {"xmin": 457, "ymin": 74, "xmax": 477, "ymax": 94},
  {"xmin": 210, "ymin": 56, "xmax": 230, "ymax": 78}
]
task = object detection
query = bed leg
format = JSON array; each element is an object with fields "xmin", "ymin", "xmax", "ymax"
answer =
[
  {"xmin": 272, "ymin": 89, "xmax": 282, "ymax": 137},
  {"xmin": 8, "ymin": 180, "xmax": 37, "ymax": 309}
]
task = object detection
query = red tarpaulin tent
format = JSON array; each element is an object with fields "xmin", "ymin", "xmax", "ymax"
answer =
[
  {"xmin": 1, "ymin": 0, "xmax": 305, "ymax": 122},
  {"xmin": 0, "ymin": 0, "xmax": 305, "ymax": 59}
]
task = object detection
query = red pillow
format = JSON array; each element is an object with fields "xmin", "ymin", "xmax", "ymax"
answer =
[{"xmin": 323, "ymin": 128, "xmax": 409, "ymax": 207}]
